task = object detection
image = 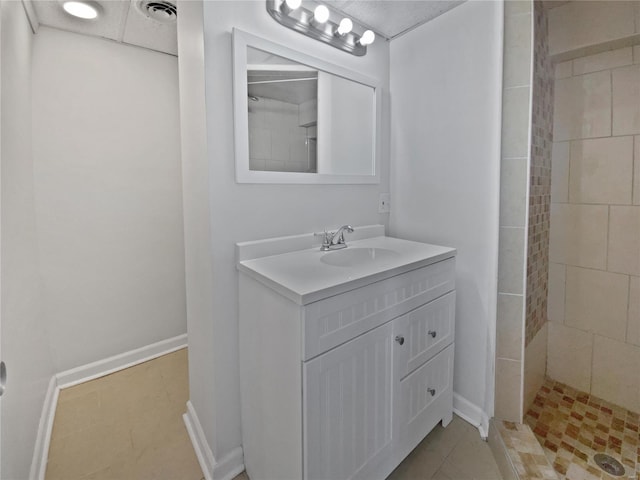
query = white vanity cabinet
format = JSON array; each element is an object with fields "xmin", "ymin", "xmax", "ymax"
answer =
[{"xmin": 238, "ymin": 234, "xmax": 456, "ymax": 480}]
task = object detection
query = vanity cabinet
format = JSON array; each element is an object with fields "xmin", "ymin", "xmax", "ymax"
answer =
[{"xmin": 239, "ymin": 247, "xmax": 456, "ymax": 480}]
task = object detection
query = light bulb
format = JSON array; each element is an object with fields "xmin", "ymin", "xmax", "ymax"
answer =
[
  {"xmin": 313, "ymin": 5, "xmax": 330, "ymax": 24},
  {"xmin": 62, "ymin": 1, "xmax": 98, "ymax": 19},
  {"xmin": 359, "ymin": 30, "xmax": 375, "ymax": 46},
  {"xmin": 336, "ymin": 18, "xmax": 353, "ymax": 36},
  {"xmin": 283, "ymin": 0, "xmax": 301, "ymax": 11}
]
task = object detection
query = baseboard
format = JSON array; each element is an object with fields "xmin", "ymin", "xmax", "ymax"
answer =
[
  {"xmin": 29, "ymin": 376, "xmax": 59, "ymax": 480},
  {"xmin": 213, "ymin": 446, "xmax": 244, "ymax": 480},
  {"xmin": 183, "ymin": 401, "xmax": 245, "ymax": 480},
  {"xmin": 56, "ymin": 334, "xmax": 187, "ymax": 388},
  {"xmin": 453, "ymin": 392, "xmax": 490, "ymax": 439},
  {"xmin": 30, "ymin": 334, "xmax": 188, "ymax": 480},
  {"xmin": 184, "ymin": 401, "xmax": 216, "ymax": 480}
]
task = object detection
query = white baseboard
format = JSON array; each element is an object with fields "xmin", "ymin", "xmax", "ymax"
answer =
[
  {"xmin": 183, "ymin": 401, "xmax": 245, "ymax": 480},
  {"xmin": 30, "ymin": 334, "xmax": 188, "ymax": 480},
  {"xmin": 453, "ymin": 392, "xmax": 490, "ymax": 439},
  {"xmin": 184, "ymin": 401, "xmax": 216, "ymax": 480},
  {"xmin": 56, "ymin": 334, "xmax": 187, "ymax": 389},
  {"xmin": 213, "ymin": 446, "xmax": 244, "ymax": 480},
  {"xmin": 29, "ymin": 376, "xmax": 59, "ymax": 480}
]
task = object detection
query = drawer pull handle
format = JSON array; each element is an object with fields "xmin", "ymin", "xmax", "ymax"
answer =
[
  {"xmin": 395, "ymin": 335, "xmax": 405, "ymax": 346},
  {"xmin": 428, "ymin": 330, "xmax": 437, "ymax": 338},
  {"xmin": 427, "ymin": 388, "xmax": 436, "ymax": 397}
]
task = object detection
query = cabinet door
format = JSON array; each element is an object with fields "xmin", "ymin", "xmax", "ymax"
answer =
[{"xmin": 304, "ymin": 323, "xmax": 394, "ymax": 480}]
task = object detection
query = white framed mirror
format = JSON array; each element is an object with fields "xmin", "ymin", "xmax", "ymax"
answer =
[{"xmin": 232, "ymin": 28, "xmax": 381, "ymax": 184}]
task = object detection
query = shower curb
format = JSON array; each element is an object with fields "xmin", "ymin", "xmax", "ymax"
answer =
[{"xmin": 488, "ymin": 419, "xmax": 559, "ymax": 480}]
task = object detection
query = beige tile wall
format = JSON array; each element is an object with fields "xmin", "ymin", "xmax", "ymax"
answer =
[
  {"xmin": 548, "ymin": 44, "xmax": 640, "ymax": 414},
  {"xmin": 522, "ymin": 2, "xmax": 554, "ymax": 419},
  {"xmin": 495, "ymin": 0, "xmax": 533, "ymax": 423},
  {"xmin": 548, "ymin": 1, "xmax": 640, "ymax": 59}
]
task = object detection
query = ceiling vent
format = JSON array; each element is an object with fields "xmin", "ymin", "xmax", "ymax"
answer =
[{"xmin": 137, "ymin": 1, "xmax": 177, "ymax": 24}]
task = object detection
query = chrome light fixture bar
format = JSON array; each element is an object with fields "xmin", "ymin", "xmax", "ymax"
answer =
[{"xmin": 266, "ymin": 0, "xmax": 374, "ymax": 56}]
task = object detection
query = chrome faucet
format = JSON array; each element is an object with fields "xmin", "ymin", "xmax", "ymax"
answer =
[{"xmin": 316, "ymin": 225, "xmax": 354, "ymax": 251}]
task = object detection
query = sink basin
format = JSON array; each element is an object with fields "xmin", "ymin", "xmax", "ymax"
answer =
[{"xmin": 320, "ymin": 247, "xmax": 400, "ymax": 267}]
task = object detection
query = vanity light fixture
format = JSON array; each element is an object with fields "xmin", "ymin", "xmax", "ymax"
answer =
[
  {"xmin": 266, "ymin": 0, "xmax": 376, "ymax": 56},
  {"xmin": 62, "ymin": 0, "xmax": 99, "ymax": 19}
]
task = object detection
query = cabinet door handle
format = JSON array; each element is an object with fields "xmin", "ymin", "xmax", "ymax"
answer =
[
  {"xmin": 394, "ymin": 335, "xmax": 405, "ymax": 346},
  {"xmin": 427, "ymin": 388, "xmax": 436, "ymax": 397},
  {"xmin": 0, "ymin": 361, "xmax": 6, "ymax": 397},
  {"xmin": 428, "ymin": 330, "xmax": 437, "ymax": 338}
]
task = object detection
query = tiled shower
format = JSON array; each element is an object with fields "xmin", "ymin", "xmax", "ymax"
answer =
[
  {"xmin": 548, "ymin": 43, "xmax": 640, "ymax": 414},
  {"xmin": 496, "ymin": 0, "xmax": 640, "ymax": 478}
]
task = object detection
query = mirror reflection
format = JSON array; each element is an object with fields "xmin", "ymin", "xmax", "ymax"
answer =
[
  {"xmin": 247, "ymin": 47, "xmax": 319, "ymax": 173},
  {"xmin": 245, "ymin": 46, "xmax": 376, "ymax": 177}
]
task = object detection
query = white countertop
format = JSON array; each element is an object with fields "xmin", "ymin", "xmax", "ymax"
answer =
[{"xmin": 238, "ymin": 235, "xmax": 456, "ymax": 305}]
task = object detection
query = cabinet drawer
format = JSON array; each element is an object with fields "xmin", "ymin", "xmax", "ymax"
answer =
[
  {"xmin": 393, "ymin": 291, "xmax": 455, "ymax": 379},
  {"xmin": 303, "ymin": 258, "xmax": 455, "ymax": 360},
  {"xmin": 396, "ymin": 344, "xmax": 454, "ymax": 459}
]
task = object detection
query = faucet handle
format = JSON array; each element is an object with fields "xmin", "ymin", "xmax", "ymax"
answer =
[{"xmin": 314, "ymin": 230, "xmax": 332, "ymax": 250}]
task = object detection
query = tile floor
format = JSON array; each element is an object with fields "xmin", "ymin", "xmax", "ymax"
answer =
[
  {"xmin": 47, "ymin": 349, "xmax": 501, "ymax": 480},
  {"xmin": 234, "ymin": 415, "xmax": 503, "ymax": 480},
  {"xmin": 46, "ymin": 348, "xmax": 204, "ymax": 480},
  {"xmin": 525, "ymin": 378, "xmax": 640, "ymax": 480}
]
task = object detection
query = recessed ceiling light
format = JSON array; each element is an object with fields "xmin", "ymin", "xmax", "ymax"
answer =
[{"xmin": 62, "ymin": 1, "xmax": 99, "ymax": 19}]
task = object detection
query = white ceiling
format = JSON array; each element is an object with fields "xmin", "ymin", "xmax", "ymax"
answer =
[
  {"xmin": 321, "ymin": 0, "xmax": 466, "ymax": 40},
  {"xmin": 30, "ymin": 0, "xmax": 468, "ymax": 57},
  {"xmin": 31, "ymin": 0, "xmax": 178, "ymax": 56}
]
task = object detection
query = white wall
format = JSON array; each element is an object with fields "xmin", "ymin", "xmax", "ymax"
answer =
[
  {"xmin": 185, "ymin": 0, "xmax": 391, "ymax": 468},
  {"xmin": 31, "ymin": 27, "xmax": 186, "ymax": 371},
  {"xmin": 0, "ymin": 2, "xmax": 55, "ymax": 478},
  {"xmin": 390, "ymin": 1, "xmax": 503, "ymax": 425}
]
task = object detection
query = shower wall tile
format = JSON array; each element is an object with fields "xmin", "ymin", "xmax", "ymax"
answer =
[
  {"xmin": 553, "ymin": 71, "xmax": 611, "ymax": 141},
  {"xmin": 547, "ymin": 322, "xmax": 593, "ymax": 393},
  {"xmin": 628, "ymin": 276, "xmax": 640, "ymax": 347},
  {"xmin": 565, "ymin": 266, "xmax": 629, "ymax": 341},
  {"xmin": 554, "ymin": 61, "xmax": 572, "ymax": 80},
  {"xmin": 504, "ymin": 0, "xmax": 531, "ymax": 16},
  {"xmin": 498, "ymin": 1, "xmax": 533, "ymax": 424},
  {"xmin": 523, "ymin": 322, "xmax": 547, "ymax": 414},
  {"xmin": 549, "ymin": 204, "xmax": 608, "ymax": 269},
  {"xmin": 495, "ymin": 358, "xmax": 523, "ymax": 423},
  {"xmin": 497, "ymin": 293, "xmax": 524, "ymax": 361},
  {"xmin": 546, "ymin": 262, "xmax": 565, "ymax": 324},
  {"xmin": 612, "ymin": 65, "xmax": 640, "ymax": 136},
  {"xmin": 591, "ymin": 335, "xmax": 640, "ymax": 413},
  {"xmin": 568, "ymin": 136, "xmax": 633, "ymax": 205},
  {"xmin": 548, "ymin": 1, "xmax": 640, "ymax": 418},
  {"xmin": 503, "ymin": 11, "xmax": 532, "ymax": 88},
  {"xmin": 572, "ymin": 47, "xmax": 633, "ymax": 76},
  {"xmin": 548, "ymin": 1, "xmax": 636, "ymax": 57},
  {"xmin": 634, "ymin": 136, "xmax": 640, "ymax": 205},
  {"xmin": 550, "ymin": 142, "xmax": 569, "ymax": 203},
  {"xmin": 502, "ymin": 86, "xmax": 532, "ymax": 158},
  {"xmin": 498, "ymin": 227, "xmax": 526, "ymax": 295},
  {"xmin": 608, "ymin": 206, "xmax": 640, "ymax": 275},
  {"xmin": 500, "ymin": 158, "xmax": 528, "ymax": 227}
]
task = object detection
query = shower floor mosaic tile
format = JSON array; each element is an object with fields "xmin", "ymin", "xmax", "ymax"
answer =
[{"xmin": 525, "ymin": 378, "xmax": 640, "ymax": 480}]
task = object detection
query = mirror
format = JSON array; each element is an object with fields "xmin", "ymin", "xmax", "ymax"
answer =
[{"xmin": 233, "ymin": 29, "xmax": 381, "ymax": 184}]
